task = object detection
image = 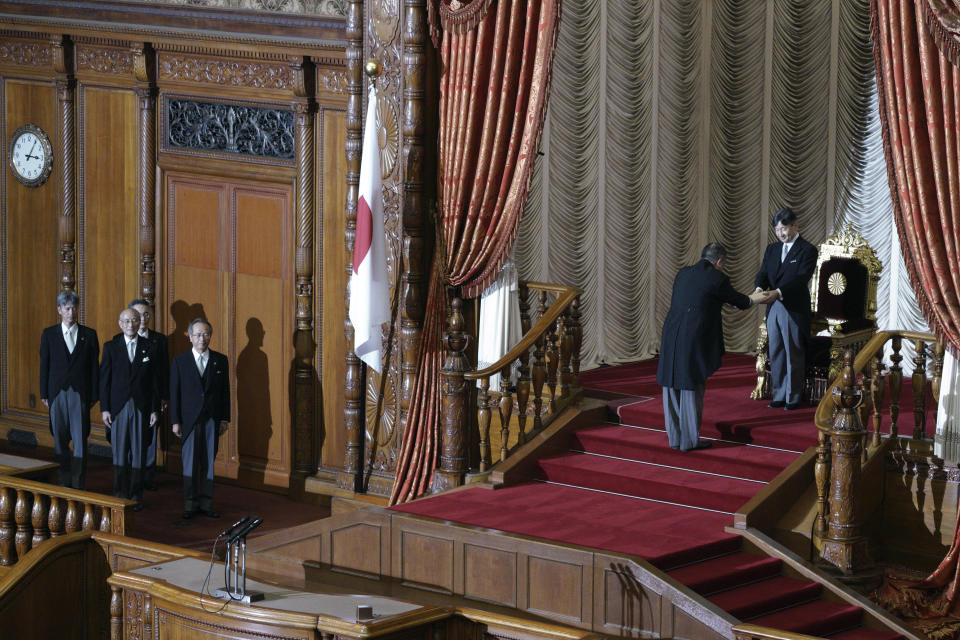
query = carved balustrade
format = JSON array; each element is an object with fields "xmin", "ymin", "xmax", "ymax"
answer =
[
  {"xmin": 812, "ymin": 331, "xmax": 944, "ymax": 577},
  {"xmin": 431, "ymin": 282, "xmax": 581, "ymax": 492},
  {"xmin": 0, "ymin": 475, "xmax": 132, "ymax": 566}
]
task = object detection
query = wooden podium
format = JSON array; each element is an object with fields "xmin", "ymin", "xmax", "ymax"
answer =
[{"xmin": 108, "ymin": 557, "xmax": 449, "ymax": 640}]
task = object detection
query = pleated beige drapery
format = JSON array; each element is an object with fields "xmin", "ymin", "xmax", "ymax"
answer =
[{"xmin": 389, "ymin": 0, "xmax": 560, "ymax": 504}]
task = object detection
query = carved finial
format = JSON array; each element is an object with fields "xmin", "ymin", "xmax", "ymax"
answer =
[{"xmin": 364, "ymin": 59, "xmax": 382, "ymax": 83}]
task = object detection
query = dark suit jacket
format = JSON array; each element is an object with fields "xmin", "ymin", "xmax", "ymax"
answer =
[
  {"xmin": 754, "ymin": 235, "xmax": 818, "ymax": 333},
  {"xmin": 139, "ymin": 328, "xmax": 169, "ymax": 403},
  {"xmin": 99, "ymin": 334, "xmax": 161, "ymax": 416},
  {"xmin": 657, "ymin": 260, "xmax": 751, "ymax": 390},
  {"xmin": 39, "ymin": 324, "xmax": 100, "ymax": 405},
  {"xmin": 169, "ymin": 350, "xmax": 230, "ymax": 440}
]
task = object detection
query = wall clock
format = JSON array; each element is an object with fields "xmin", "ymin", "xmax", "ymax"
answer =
[{"xmin": 9, "ymin": 123, "xmax": 53, "ymax": 188}]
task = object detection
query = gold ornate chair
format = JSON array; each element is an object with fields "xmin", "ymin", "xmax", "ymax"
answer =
[{"xmin": 751, "ymin": 223, "xmax": 882, "ymax": 403}]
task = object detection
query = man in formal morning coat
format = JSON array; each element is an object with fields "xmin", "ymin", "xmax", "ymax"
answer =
[
  {"xmin": 754, "ymin": 208, "xmax": 818, "ymax": 410},
  {"xmin": 130, "ymin": 298, "xmax": 169, "ymax": 491},
  {"xmin": 170, "ymin": 318, "xmax": 229, "ymax": 519},
  {"xmin": 39, "ymin": 290, "xmax": 100, "ymax": 489},
  {"xmin": 657, "ymin": 243, "xmax": 771, "ymax": 451},
  {"xmin": 100, "ymin": 307, "xmax": 161, "ymax": 509}
]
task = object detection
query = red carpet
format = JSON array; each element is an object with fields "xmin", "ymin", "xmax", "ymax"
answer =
[{"xmin": 392, "ymin": 354, "xmax": 906, "ymax": 638}]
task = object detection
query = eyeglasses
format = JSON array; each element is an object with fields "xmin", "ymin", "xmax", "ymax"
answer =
[{"xmin": 119, "ymin": 319, "xmax": 139, "ymax": 325}]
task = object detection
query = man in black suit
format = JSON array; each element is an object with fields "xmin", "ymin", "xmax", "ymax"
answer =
[
  {"xmin": 130, "ymin": 298, "xmax": 168, "ymax": 491},
  {"xmin": 100, "ymin": 307, "xmax": 160, "ymax": 509},
  {"xmin": 39, "ymin": 290, "xmax": 100, "ymax": 489},
  {"xmin": 657, "ymin": 243, "xmax": 770, "ymax": 451},
  {"xmin": 170, "ymin": 318, "xmax": 229, "ymax": 519},
  {"xmin": 754, "ymin": 208, "xmax": 818, "ymax": 410}
]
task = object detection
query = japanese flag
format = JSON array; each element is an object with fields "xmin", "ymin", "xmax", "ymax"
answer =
[{"xmin": 349, "ymin": 84, "xmax": 389, "ymax": 373}]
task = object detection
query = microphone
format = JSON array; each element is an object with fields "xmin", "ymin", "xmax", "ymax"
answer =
[
  {"xmin": 226, "ymin": 517, "xmax": 262, "ymax": 544},
  {"xmin": 218, "ymin": 516, "xmax": 251, "ymax": 540}
]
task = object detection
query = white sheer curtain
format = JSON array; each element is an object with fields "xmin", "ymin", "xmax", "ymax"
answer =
[{"xmin": 476, "ymin": 257, "xmax": 522, "ymax": 390}]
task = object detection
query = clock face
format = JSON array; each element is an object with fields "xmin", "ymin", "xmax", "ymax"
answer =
[{"xmin": 9, "ymin": 124, "xmax": 52, "ymax": 188}]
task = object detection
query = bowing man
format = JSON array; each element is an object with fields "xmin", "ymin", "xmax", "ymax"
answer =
[
  {"xmin": 170, "ymin": 318, "xmax": 230, "ymax": 520},
  {"xmin": 100, "ymin": 307, "xmax": 160, "ymax": 509},
  {"xmin": 39, "ymin": 290, "xmax": 99, "ymax": 489}
]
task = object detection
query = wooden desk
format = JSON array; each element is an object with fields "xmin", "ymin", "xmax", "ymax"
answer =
[
  {"xmin": 108, "ymin": 557, "xmax": 450, "ymax": 640},
  {"xmin": 0, "ymin": 452, "xmax": 58, "ymax": 482}
]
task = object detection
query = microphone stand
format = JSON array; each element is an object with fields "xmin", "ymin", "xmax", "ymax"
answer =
[{"xmin": 215, "ymin": 517, "xmax": 263, "ymax": 603}]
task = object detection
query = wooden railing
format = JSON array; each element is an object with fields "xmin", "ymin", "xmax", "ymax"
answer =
[
  {"xmin": 432, "ymin": 281, "xmax": 583, "ymax": 491},
  {"xmin": 812, "ymin": 331, "xmax": 944, "ymax": 577},
  {"xmin": 0, "ymin": 475, "xmax": 133, "ymax": 566}
]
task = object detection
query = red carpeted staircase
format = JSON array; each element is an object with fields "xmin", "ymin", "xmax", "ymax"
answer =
[{"xmin": 392, "ymin": 355, "xmax": 910, "ymax": 639}]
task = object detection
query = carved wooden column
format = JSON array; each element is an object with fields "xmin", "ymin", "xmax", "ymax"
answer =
[
  {"xmin": 292, "ymin": 56, "xmax": 318, "ymax": 481},
  {"xmin": 132, "ymin": 45, "xmax": 157, "ymax": 305},
  {"xmin": 400, "ymin": 0, "xmax": 429, "ymax": 475},
  {"xmin": 342, "ymin": 0, "xmax": 365, "ymax": 487},
  {"xmin": 53, "ymin": 37, "xmax": 76, "ymax": 294},
  {"xmin": 433, "ymin": 297, "xmax": 468, "ymax": 491},
  {"xmin": 819, "ymin": 350, "xmax": 873, "ymax": 580}
]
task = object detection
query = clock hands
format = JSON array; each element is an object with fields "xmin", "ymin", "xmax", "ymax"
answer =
[{"xmin": 24, "ymin": 140, "xmax": 38, "ymax": 161}]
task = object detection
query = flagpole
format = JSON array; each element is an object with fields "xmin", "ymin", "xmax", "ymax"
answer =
[{"xmin": 352, "ymin": 58, "xmax": 383, "ymax": 493}]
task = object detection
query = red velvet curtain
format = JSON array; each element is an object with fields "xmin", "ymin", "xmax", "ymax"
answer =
[
  {"xmin": 389, "ymin": 0, "xmax": 560, "ymax": 505},
  {"xmin": 872, "ymin": 0, "xmax": 960, "ymax": 627}
]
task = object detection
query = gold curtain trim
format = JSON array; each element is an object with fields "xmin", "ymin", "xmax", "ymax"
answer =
[
  {"xmin": 428, "ymin": 0, "xmax": 497, "ymax": 47},
  {"xmin": 921, "ymin": 0, "xmax": 960, "ymax": 69}
]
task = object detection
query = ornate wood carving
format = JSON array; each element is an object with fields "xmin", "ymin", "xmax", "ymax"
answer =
[
  {"xmin": 293, "ymin": 84, "xmax": 317, "ymax": 477},
  {"xmin": 433, "ymin": 296, "xmax": 468, "ymax": 491},
  {"xmin": 819, "ymin": 350, "xmax": 873, "ymax": 578},
  {"xmin": 340, "ymin": 0, "xmax": 364, "ymax": 489},
  {"xmin": 0, "ymin": 38, "xmax": 52, "ymax": 68},
  {"xmin": 54, "ymin": 37, "xmax": 77, "ymax": 294},
  {"xmin": 134, "ymin": 44, "xmax": 157, "ymax": 305},
  {"xmin": 158, "ymin": 52, "xmax": 292, "ymax": 89},
  {"xmin": 124, "ymin": 589, "xmax": 144, "ymax": 640},
  {"xmin": 317, "ymin": 65, "xmax": 348, "ymax": 95},
  {"xmin": 76, "ymin": 44, "xmax": 133, "ymax": 75},
  {"xmin": 398, "ymin": 0, "xmax": 429, "ymax": 491}
]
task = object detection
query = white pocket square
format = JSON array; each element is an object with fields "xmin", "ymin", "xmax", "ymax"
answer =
[
  {"xmin": 142, "ymin": 356, "xmax": 150, "ymax": 362},
  {"xmin": 790, "ymin": 259, "xmax": 797, "ymax": 263}
]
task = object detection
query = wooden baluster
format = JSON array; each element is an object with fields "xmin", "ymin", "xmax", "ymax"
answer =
[
  {"xmin": 933, "ymin": 341, "xmax": 946, "ymax": 425},
  {"xmin": 536, "ymin": 290, "xmax": 547, "ymax": 328},
  {"xmin": 14, "ymin": 490, "xmax": 33, "ymax": 559},
  {"xmin": 100, "ymin": 506, "xmax": 112, "ymax": 532},
  {"xmin": 888, "ymin": 335, "xmax": 903, "ymax": 437},
  {"xmin": 814, "ymin": 429, "xmax": 830, "ymax": 539},
  {"xmin": 560, "ymin": 310, "xmax": 572, "ymax": 398},
  {"xmin": 433, "ymin": 297, "xmax": 470, "ymax": 492},
  {"xmin": 65, "ymin": 500, "xmax": 81, "ymax": 533},
  {"xmin": 478, "ymin": 378, "xmax": 491, "ymax": 472},
  {"xmin": 516, "ymin": 348, "xmax": 530, "ymax": 443},
  {"xmin": 519, "ymin": 282, "xmax": 531, "ymax": 336},
  {"xmin": 569, "ymin": 296, "xmax": 582, "ymax": 388},
  {"xmin": 48, "ymin": 496, "xmax": 64, "ymax": 537},
  {"xmin": 532, "ymin": 329, "xmax": 546, "ymax": 432},
  {"xmin": 0, "ymin": 487, "xmax": 15, "ymax": 565},
  {"xmin": 912, "ymin": 340, "xmax": 928, "ymax": 439},
  {"xmin": 31, "ymin": 493, "xmax": 48, "ymax": 548},
  {"xmin": 82, "ymin": 502, "xmax": 96, "ymax": 531},
  {"xmin": 820, "ymin": 350, "xmax": 872, "ymax": 576},
  {"xmin": 857, "ymin": 372, "xmax": 870, "ymax": 466},
  {"xmin": 870, "ymin": 353, "xmax": 885, "ymax": 448},
  {"xmin": 499, "ymin": 368, "xmax": 514, "ymax": 462},
  {"xmin": 546, "ymin": 318, "xmax": 559, "ymax": 410},
  {"xmin": 110, "ymin": 585, "xmax": 123, "ymax": 640},
  {"xmin": 143, "ymin": 594, "xmax": 152, "ymax": 639}
]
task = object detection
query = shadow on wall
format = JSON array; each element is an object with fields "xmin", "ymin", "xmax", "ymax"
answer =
[{"xmin": 237, "ymin": 317, "xmax": 273, "ymax": 480}]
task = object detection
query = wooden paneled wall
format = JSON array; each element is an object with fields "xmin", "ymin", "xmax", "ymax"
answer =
[{"xmin": 0, "ymin": 5, "xmax": 349, "ymax": 496}]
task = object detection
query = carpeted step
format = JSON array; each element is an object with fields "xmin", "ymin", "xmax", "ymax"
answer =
[
  {"xmin": 572, "ymin": 424, "xmax": 797, "ymax": 482},
  {"xmin": 708, "ymin": 576, "xmax": 822, "ymax": 620},
  {"xmin": 748, "ymin": 600, "xmax": 863, "ymax": 636},
  {"xmin": 389, "ymin": 482, "xmax": 742, "ymax": 567},
  {"xmin": 536, "ymin": 452, "xmax": 761, "ymax": 512},
  {"xmin": 827, "ymin": 628, "xmax": 905, "ymax": 640},
  {"xmin": 667, "ymin": 551, "xmax": 782, "ymax": 594}
]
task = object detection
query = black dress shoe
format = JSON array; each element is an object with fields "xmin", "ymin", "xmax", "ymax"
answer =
[
  {"xmin": 784, "ymin": 402, "xmax": 803, "ymax": 410},
  {"xmin": 682, "ymin": 441, "xmax": 713, "ymax": 452},
  {"xmin": 767, "ymin": 400, "xmax": 786, "ymax": 408},
  {"xmin": 201, "ymin": 509, "xmax": 220, "ymax": 519},
  {"xmin": 182, "ymin": 510, "xmax": 197, "ymax": 520}
]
